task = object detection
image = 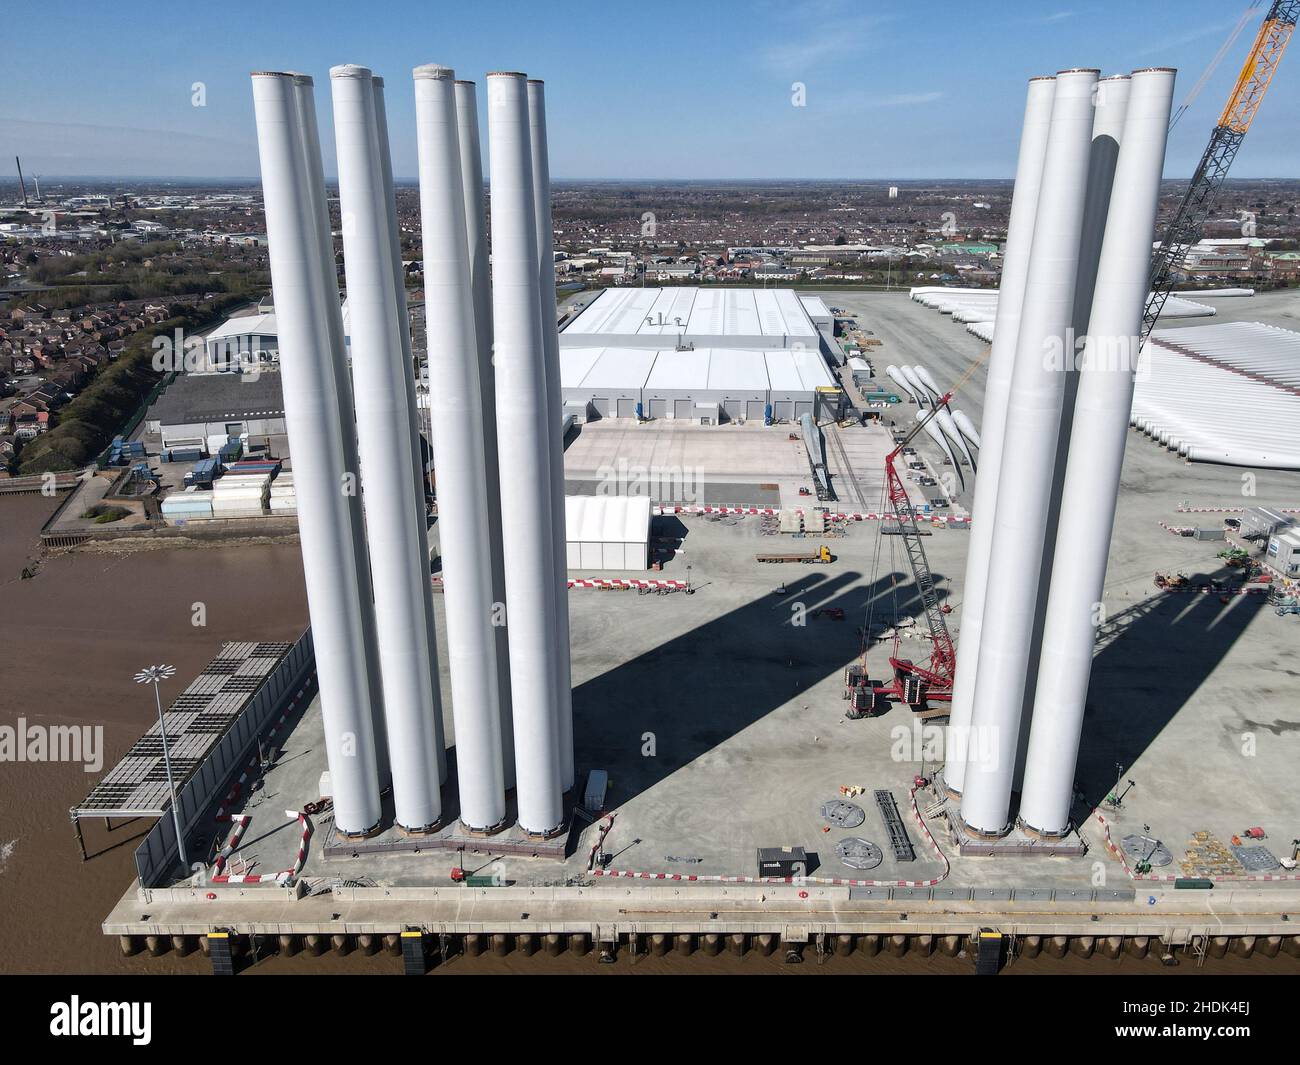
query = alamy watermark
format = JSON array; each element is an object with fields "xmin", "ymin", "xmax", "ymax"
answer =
[
  {"xmin": 596, "ymin": 459, "xmax": 704, "ymax": 502},
  {"xmin": 0, "ymin": 719, "xmax": 103, "ymax": 772}
]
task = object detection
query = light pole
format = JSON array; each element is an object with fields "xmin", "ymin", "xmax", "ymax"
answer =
[{"xmin": 135, "ymin": 664, "xmax": 186, "ymax": 873}]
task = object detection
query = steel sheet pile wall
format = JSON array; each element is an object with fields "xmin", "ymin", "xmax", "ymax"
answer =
[{"xmin": 946, "ymin": 66, "xmax": 1178, "ymax": 839}]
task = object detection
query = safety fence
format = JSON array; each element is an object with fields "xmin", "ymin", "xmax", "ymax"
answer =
[{"xmin": 132, "ymin": 630, "xmax": 314, "ymax": 888}]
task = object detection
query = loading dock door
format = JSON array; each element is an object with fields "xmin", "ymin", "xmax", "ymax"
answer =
[
  {"xmin": 673, "ymin": 399, "xmax": 694, "ymax": 420},
  {"xmin": 649, "ymin": 398, "xmax": 668, "ymax": 419},
  {"xmin": 722, "ymin": 399, "xmax": 743, "ymax": 422},
  {"xmin": 616, "ymin": 397, "xmax": 637, "ymax": 418},
  {"xmin": 746, "ymin": 400, "xmax": 767, "ymax": 421}
]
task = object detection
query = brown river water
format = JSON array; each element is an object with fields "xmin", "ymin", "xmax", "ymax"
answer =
[{"xmin": 0, "ymin": 492, "xmax": 1295, "ymax": 976}]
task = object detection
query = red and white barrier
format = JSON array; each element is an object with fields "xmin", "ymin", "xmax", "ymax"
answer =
[
  {"xmin": 1176, "ymin": 505, "xmax": 1300, "ymax": 514},
  {"xmin": 652, "ymin": 503, "xmax": 970, "ymax": 525},
  {"xmin": 568, "ymin": 578, "xmax": 688, "ymax": 590},
  {"xmin": 207, "ymin": 678, "xmax": 317, "ymax": 886},
  {"xmin": 1161, "ymin": 583, "xmax": 1271, "ymax": 595}
]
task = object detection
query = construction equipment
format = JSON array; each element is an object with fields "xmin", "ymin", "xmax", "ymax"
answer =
[
  {"xmin": 1140, "ymin": 0, "xmax": 1299, "ymax": 345},
  {"xmin": 799, "ymin": 413, "xmax": 834, "ymax": 502},
  {"xmin": 1218, "ymin": 545, "xmax": 1251, "ymax": 568},
  {"xmin": 843, "ymin": 663, "xmax": 874, "ymax": 718},
  {"xmin": 756, "ymin": 545, "xmax": 833, "ymax": 564},
  {"xmin": 871, "ymin": 392, "xmax": 959, "ymax": 717},
  {"xmin": 1154, "ymin": 570, "xmax": 1190, "ymax": 589}
]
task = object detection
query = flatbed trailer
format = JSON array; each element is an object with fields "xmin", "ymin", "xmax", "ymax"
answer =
[{"xmin": 756, "ymin": 545, "xmax": 833, "ymax": 564}]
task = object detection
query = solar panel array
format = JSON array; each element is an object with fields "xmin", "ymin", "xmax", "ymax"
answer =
[{"xmin": 75, "ymin": 641, "xmax": 292, "ymax": 817}]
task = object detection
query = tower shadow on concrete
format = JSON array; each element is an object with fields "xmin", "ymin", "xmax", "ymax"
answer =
[
  {"xmin": 570, "ymin": 565, "xmax": 946, "ymax": 811},
  {"xmin": 1072, "ymin": 564, "xmax": 1267, "ymax": 818}
]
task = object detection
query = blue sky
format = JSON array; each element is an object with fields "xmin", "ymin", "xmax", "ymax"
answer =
[{"xmin": 4, "ymin": 0, "xmax": 1297, "ymax": 181}]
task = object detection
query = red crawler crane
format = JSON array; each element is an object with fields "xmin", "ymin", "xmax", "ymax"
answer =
[{"xmin": 848, "ymin": 391, "xmax": 958, "ymax": 721}]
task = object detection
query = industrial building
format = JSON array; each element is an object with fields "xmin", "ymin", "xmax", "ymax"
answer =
[
  {"xmin": 144, "ymin": 370, "xmax": 286, "ymax": 451},
  {"xmin": 201, "ymin": 303, "xmax": 354, "ymax": 373},
  {"xmin": 563, "ymin": 494, "xmax": 651, "ymax": 570},
  {"xmin": 561, "ymin": 286, "xmax": 822, "ymax": 352},
  {"xmin": 559, "ymin": 345, "xmax": 834, "ymax": 423},
  {"xmin": 1267, "ymin": 527, "xmax": 1300, "ymax": 575}
]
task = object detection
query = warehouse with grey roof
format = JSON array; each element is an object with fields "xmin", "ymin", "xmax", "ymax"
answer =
[{"xmin": 559, "ymin": 287, "xmax": 839, "ymax": 423}]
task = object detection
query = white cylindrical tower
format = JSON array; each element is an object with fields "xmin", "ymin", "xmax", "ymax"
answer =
[
  {"xmin": 455, "ymin": 77, "xmax": 515, "ymax": 789},
  {"xmin": 959, "ymin": 68, "xmax": 1099, "ymax": 837},
  {"xmin": 288, "ymin": 72, "xmax": 391, "ymax": 781},
  {"xmin": 526, "ymin": 78, "xmax": 575, "ymax": 792},
  {"xmin": 944, "ymin": 75, "xmax": 1056, "ymax": 798},
  {"xmin": 1018, "ymin": 68, "xmax": 1177, "ymax": 837},
  {"xmin": 330, "ymin": 65, "xmax": 443, "ymax": 833},
  {"xmin": 413, "ymin": 64, "xmax": 509, "ymax": 833},
  {"xmin": 370, "ymin": 74, "xmax": 447, "ymax": 783},
  {"xmin": 486, "ymin": 71, "xmax": 564, "ymax": 837},
  {"xmin": 1073, "ymin": 76, "xmax": 1132, "ymax": 336},
  {"xmin": 250, "ymin": 71, "xmax": 382, "ymax": 836}
]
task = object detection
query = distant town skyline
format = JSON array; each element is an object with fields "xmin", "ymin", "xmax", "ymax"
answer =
[{"xmin": 4, "ymin": 0, "xmax": 1299, "ymax": 182}]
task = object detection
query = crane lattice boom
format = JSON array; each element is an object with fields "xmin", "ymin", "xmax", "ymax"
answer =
[{"xmin": 1140, "ymin": 0, "xmax": 1299, "ymax": 345}]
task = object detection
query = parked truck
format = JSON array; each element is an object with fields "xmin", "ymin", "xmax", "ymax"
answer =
[{"xmin": 756, "ymin": 545, "xmax": 834, "ymax": 564}]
